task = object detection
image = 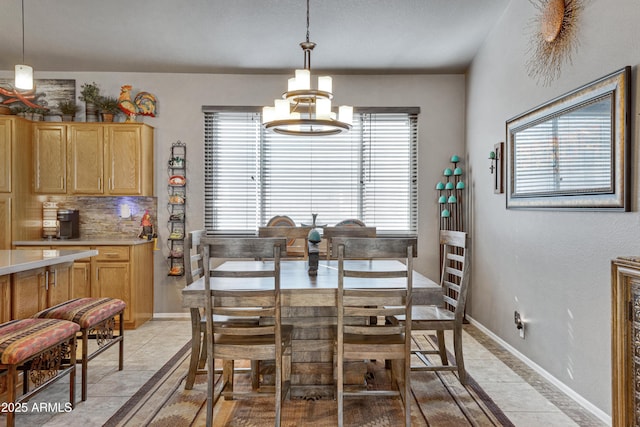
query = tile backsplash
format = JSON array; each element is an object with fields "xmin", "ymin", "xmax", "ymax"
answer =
[{"xmin": 43, "ymin": 196, "xmax": 157, "ymax": 239}]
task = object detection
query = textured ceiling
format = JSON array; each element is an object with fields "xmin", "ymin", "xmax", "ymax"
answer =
[{"xmin": 0, "ymin": 0, "xmax": 510, "ymax": 74}]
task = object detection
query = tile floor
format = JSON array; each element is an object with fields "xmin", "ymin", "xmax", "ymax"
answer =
[{"xmin": 3, "ymin": 319, "xmax": 607, "ymax": 427}]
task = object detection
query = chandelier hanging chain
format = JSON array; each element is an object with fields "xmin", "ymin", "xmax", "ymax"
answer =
[
  {"xmin": 21, "ymin": 0, "xmax": 25, "ymax": 63},
  {"xmin": 261, "ymin": 0, "xmax": 352, "ymax": 136},
  {"xmin": 306, "ymin": 0, "xmax": 310, "ymax": 44}
]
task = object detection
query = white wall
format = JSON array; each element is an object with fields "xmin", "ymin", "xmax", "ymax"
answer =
[
  {"xmin": 0, "ymin": 70, "xmax": 465, "ymax": 320},
  {"xmin": 466, "ymin": 0, "xmax": 640, "ymax": 418}
]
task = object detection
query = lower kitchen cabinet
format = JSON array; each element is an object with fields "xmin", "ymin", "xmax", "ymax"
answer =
[
  {"xmin": 15, "ymin": 242, "xmax": 153, "ymax": 329},
  {"xmin": 11, "ymin": 263, "xmax": 72, "ymax": 319},
  {"xmin": 71, "ymin": 261, "xmax": 91, "ymax": 298},
  {"xmin": 0, "ymin": 275, "xmax": 10, "ymax": 323}
]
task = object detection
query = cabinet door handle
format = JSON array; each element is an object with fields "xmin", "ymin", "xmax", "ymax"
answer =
[
  {"xmin": 98, "ymin": 177, "xmax": 102, "ymax": 190},
  {"xmin": 45, "ymin": 270, "xmax": 49, "ymax": 291},
  {"xmin": 104, "ymin": 252, "xmax": 119, "ymax": 258},
  {"xmin": 52, "ymin": 269, "xmax": 57, "ymax": 287}
]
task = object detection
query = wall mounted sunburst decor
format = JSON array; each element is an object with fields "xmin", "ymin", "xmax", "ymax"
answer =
[{"xmin": 526, "ymin": 0, "xmax": 583, "ymax": 86}]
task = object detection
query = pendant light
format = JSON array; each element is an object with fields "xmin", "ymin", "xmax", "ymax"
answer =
[
  {"xmin": 15, "ymin": 0, "xmax": 33, "ymax": 90},
  {"xmin": 262, "ymin": 0, "xmax": 352, "ymax": 136}
]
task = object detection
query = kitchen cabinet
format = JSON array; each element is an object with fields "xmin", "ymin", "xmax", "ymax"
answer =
[
  {"xmin": 11, "ymin": 263, "xmax": 72, "ymax": 319},
  {"xmin": 0, "ymin": 118, "xmax": 12, "ymax": 193},
  {"xmin": 68, "ymin": 125, "xmax": 104, "ymax": 194},
  {"xmin": 0, "ymin": 195, "xmax": 11, "ymax": 250},
  {"xmin": 612, "ymin": 256, "xmax": 640, "ymax": 426},
  {"xmin": 33, "ymin": 123, "xmax": 67, "ymax": 194},
  {"xmin": 106, "ymin": 125, "xmax": 153, "ymax": 195},
  {"xmin": 0, "ymin": 117, "xmax": 40, "ymax": 248},
  {"xmin": 33, "ymin": 122, "xmax": 154, "ymax": 196},
  {"xmin": 0, "ymin": 275, "xmax": 9, "ymax": 323},
  {"xmin": 71, "ymin": 260, "xmax": 91, "ymax": 298},
  {"xmin": 14, "ymin": 242, "xmax": 154, "ymax": 329}
]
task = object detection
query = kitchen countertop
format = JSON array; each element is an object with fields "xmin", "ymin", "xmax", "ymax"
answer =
[
  {"xmin": 13, "ymin": 238, "xmax": 154, "ymax": 246},
  {"xmin": 0, "ymin": 249, "xmax": 99, "ymax": 276}
]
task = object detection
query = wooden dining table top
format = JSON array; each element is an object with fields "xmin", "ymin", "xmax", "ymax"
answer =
[{"xmin": 182, "ymin": 259, "xmax": 442, "ymax": 307}]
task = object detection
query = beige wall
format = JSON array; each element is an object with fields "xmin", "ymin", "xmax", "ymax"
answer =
[
  {"xmin": 466, "ymin": 0, "xmax": 640, "ymax": 419},
  {"xmin": 0, "ymin": 70, "xmax": 466, "ymax": 322}
]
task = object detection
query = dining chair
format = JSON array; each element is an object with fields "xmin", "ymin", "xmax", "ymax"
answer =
[
  {"xmin": 322, "ymin": 225, "xmax": 376, "ymax": 260},
  {"xmin": 392, "ymin": 230, "xmax": 470, "ymax": 384},
  {"xmin": 259, "ymin": 225, "xmax": 312, "ymax": 259},
  {"xmin": 201, "ymin": 237, "xmax": 292, "ymax": 427},
  {"xmin": 335, "ymin": 236, "xmax": 416, "ymax": 427},
  {"xmin": 183, "ymin": 230, "xmax": 262, "ymax": 391},
  {"xmin": 265, "ymin": 214, "xmax": 309, "ymax": 258},
  {"xmin": 183, "ymin": 229, "xmax": 206, "ymax": 389}
]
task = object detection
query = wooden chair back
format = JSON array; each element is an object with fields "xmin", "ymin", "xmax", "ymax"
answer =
[
  {"xmin": 439, "ymin": 230, "xmax": 470, "ymax": 321},
  {"xmin": 322, "ymin": 226, "xmax": 376, "ymax": 259},
  {"xmin": 183, "ymin": 230, "xmax": 205, "ymax": 285},
  {"xmin": 203, "ymin": 237, "xmax": 286, "ymax": 341},
  {"xmin": 259, "ymin": 225, "xmax": 312, "ymax": 259}
]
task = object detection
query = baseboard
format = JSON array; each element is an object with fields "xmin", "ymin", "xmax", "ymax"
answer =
[
  {"xmin": 153, "ymin": 312, "xmax": 191, "ymax": 320},
  {"xmin": 466, "ymin": 316, "xmax": 612, "ymax": 426}
]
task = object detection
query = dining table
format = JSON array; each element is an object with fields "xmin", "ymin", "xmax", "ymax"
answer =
[{"xmin": 182, "ymin": 259, "xmax": 442, "ymax": 397}]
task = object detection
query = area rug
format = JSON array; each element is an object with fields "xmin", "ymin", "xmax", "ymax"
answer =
[{"xmin": 105, "ymin": 334, "xmax": 514, "ymax": 426}]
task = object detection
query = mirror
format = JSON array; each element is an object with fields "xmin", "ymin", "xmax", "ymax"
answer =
[{"xmin": 506, "ymin": 67, "xmax": 630, "ymax": 210}]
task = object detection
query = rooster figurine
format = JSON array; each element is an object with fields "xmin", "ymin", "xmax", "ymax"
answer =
[{"xmin": 118, "ymin": 85, "xmax": 157, "ymax": 122}]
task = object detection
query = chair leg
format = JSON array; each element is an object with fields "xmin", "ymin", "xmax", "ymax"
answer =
[
  {"xmin": 186, "ymin": 309, "xmax": 202, "ymax": 390},
  {"xmin": 69, "ymin": 336, "xmax": 77, "ymax": 410},
  {"xmin": 250, "ymin": 360, "xmax": 260, "ymax": 390},
  {"xmin": 222, "ymin": 360, "xmax": 234, "ymax": 400},
  {"xmin": 337, "ymin": 349, "xmax": 344, "ymax": 427},
  {"xmin": 7, "ymin": 365, "xmax": 16, "ymax": 427},
  {"xmin": 275, "ymin": 356, "xmax": 282, "ymax": 427},
  {"xmin": 453, "ymin": 326, "xmax": 466, "ymax": 384},
  {"xmin": 118, "ymin": 312, "xmax": 124, "ymax": 372},
  {"xmin": 198, "ymin": 330, "xmax": 207, "ymax": 369},
  {"xmin": 81, "ymin": 330, "xmax": 89, "ymax": 401},
  {"xmin": 436, "ymin": 330, "xmax": 448, "ymax": 365}
]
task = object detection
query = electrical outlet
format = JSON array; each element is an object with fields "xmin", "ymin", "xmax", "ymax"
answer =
[{"xmin": 514, "ymin": 310, "xmax": 525, "ymax": 339}]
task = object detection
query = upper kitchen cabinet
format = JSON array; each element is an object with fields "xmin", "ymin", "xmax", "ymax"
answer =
[
  {"xmin": 0, "ymin": 118, "xmax": 13, "ymax": 193},
  {"xmin": 105, "ymin": 124, "xmax": 154, "ymax": 195},
  {"xmin": 0, "ymin": 117, "xmax": 39, "ymax": 247},
  {"xmin": 34, "ymin": 122, "xmax": 154, "ymax": 196},
  {"xmin": 68, "ymin": 125, "xmax": 104, "ymax": 194},
  {"xmin": 33, "ymin": 123, "xmax": 67, "ymax": 194}
]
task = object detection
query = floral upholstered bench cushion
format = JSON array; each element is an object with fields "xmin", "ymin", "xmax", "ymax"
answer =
[
  {"xmin": 0, "ymin": 318, "xmax": 80, "ymax": 365},
  {"xmin": 33, "ymin": 298, "xmax": 126, "ymax": 329}
]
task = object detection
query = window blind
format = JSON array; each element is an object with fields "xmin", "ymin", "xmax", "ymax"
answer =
[{"xmin": 204, "ymin": 109, "xmax": 418, "ymax": 234}]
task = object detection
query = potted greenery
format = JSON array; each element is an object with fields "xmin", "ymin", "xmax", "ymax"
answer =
[
  {"xmin": 79, "ymin": 81, "xmax": 101, "ymax": 122},
  {"xmin": 58, "ymin": 100, "xmax": 80, "ymax": 122},
  {"xmin": 11, "ymin": 106, "xmax": 27, "ymax": 118},
  {"xmin": 96, "ymin": 96, "xmax": 121, "ymax": 122}
]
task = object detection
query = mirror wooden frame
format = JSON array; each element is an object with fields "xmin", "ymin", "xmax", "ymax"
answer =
[{"xmin": 506, "ymin": 66, "xmax": 630, "ymax": 210}]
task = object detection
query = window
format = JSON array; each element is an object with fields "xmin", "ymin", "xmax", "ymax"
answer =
[{"xmin": 204, "ymin": 107, "xmax": 418, "ymax": 234}]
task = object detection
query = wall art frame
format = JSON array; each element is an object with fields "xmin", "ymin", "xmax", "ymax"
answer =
[{"xmin": 506, "ymin": 66, "xmax": 630, "ymax": 211}]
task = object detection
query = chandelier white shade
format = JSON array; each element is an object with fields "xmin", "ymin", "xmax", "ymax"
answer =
[
  {"xmin": 15, "ymin": 64, "xmax": 33, "ymax": 90},
  {"xmin": 15, "ymin": 0, "xmax": 33, "ymax": 90},
  {"xmin": 262, "ymin": 0, "xmax": 352, "ymax": 136}
]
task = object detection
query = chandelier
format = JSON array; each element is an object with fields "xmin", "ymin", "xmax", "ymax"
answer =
[
  {"xmin": 15, "ymin": 0, "xmax": 33, "ymax": 90},
  {"xmin": 262, "ymin": 0, "xmax": 352, "ymax": 136}
]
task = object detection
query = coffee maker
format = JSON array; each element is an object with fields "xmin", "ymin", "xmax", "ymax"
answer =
[{"xmin": 57, "ymin": 209, "xmax": 79, "ymax": 239}]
